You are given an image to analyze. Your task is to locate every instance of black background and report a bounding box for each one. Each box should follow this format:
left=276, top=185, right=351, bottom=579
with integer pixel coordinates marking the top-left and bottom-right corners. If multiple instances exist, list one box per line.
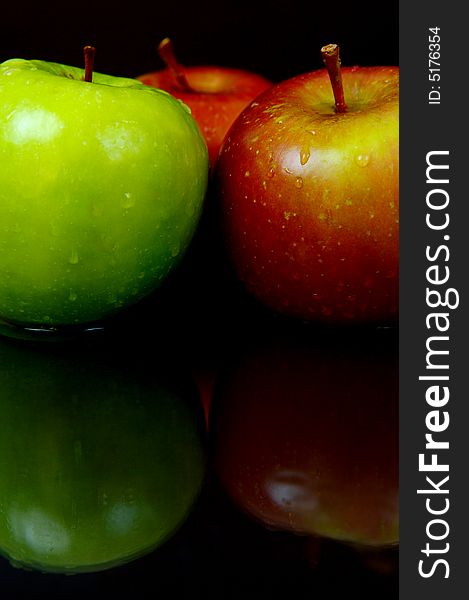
left=0, top=0, right=398, bottom=82
left=0, top=1, right=399, bottom=598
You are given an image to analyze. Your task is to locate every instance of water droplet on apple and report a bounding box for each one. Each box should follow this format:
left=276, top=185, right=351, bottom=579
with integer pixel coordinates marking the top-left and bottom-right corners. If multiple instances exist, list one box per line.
left=295, top=177, right=303, bottom=189
left=121, top=192, right=135, bottom=209
left=267, top=167, right=276, bottom=178
left=68, top=249, right=79, bottom=265
left=300, top=147, right=310, bottom=166
left=171, top=243, right=180, bottom=258
left=68, top=291, right=78, bottom=302
left=355, top=154, right=370, bottom=167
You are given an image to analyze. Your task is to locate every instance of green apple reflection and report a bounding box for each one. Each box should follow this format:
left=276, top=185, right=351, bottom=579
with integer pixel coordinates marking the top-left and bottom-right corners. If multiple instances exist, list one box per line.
left=0, top=338, right=206, bottom=573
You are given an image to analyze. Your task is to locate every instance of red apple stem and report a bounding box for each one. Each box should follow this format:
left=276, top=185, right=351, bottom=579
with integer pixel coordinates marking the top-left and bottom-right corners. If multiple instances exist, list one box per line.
left=321, top=44, right=347, bottom=113
left=157, top=37, right=195, bottom=93
left=83, top=45, right=96, bottom=83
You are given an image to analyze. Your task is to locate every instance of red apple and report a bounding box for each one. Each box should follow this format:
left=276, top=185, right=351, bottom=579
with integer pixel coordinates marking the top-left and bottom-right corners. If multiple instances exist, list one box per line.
left=210, top=330, right=398, bottom=547
left=137, top=38, right=272, bottom=169
left=216, top=44, right=399, bottom=323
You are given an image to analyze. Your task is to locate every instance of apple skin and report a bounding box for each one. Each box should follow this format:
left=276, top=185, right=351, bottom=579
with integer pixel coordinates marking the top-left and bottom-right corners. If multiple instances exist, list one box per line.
left=0, top=338, right=206, bottom=573
left=210, top=331, right=398, bottom=547
left=216, top=66, right=399, bottom=323
left=0, top=58, right=209, bottom=329
left=137, top=65, right=271, bottom=168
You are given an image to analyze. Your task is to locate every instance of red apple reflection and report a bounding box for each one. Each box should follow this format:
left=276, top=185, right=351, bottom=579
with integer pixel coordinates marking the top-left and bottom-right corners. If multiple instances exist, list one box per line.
left=210, top=330, right=398, bottom=547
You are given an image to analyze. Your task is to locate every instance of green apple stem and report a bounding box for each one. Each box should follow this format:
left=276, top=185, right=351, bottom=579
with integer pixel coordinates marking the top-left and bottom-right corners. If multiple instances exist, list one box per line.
left=157, top=38, right=196, bottom=93
left=83, top=45, right=96, bottom=83
left=321, top=44, right=347, bottom=113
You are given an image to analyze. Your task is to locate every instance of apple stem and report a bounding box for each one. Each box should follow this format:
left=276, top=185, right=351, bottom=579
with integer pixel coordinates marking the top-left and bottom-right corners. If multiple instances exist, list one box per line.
left=157, top=38, right=195, bottom=93
left=321, top=44, right=347, bottom=113
left=83, top=45, right=96, bottom=83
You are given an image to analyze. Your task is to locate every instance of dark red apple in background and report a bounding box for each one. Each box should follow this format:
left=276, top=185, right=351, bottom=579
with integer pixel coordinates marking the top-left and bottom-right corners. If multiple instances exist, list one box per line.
left=216, top=44, right=399, bottom=322
left=210, top=330, right=398, bottom=547
left=137, top=38, right=272, bottom=169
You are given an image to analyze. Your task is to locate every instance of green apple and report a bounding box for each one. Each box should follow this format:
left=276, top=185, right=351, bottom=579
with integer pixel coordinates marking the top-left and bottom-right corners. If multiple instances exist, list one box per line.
left=0, top=338, right=206, bottom=573
left=0, top=56, right=209, bottom=329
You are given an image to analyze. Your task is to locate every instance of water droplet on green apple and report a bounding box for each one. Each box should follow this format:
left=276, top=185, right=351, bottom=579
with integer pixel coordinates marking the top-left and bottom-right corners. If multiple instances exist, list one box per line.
left=171, top=243, right=180, bottom=258
left=355, top=154, right=370, bottom=167
left=121, top=192, right=135, bottom=209
left=68, top=249, right=79, bottom=265
left=68, top=291, right=78, bottom=302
